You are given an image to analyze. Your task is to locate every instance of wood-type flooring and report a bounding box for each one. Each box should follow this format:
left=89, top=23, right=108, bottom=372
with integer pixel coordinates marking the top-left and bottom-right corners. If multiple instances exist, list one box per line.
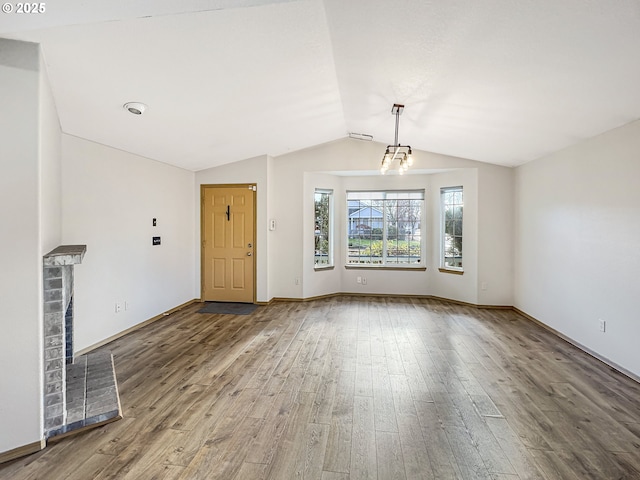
left=2, top=296, right=639, bottom=479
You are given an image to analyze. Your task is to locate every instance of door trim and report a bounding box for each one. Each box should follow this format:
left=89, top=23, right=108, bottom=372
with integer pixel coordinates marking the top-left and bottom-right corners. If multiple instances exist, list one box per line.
left=200, top=183, right=257, bottom=303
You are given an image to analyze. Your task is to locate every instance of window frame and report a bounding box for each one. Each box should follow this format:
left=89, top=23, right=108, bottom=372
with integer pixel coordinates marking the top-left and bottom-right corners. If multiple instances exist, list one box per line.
left=346, top=189, right=425, bottom=269
left=439, top=186, right=464, bottom=274
left=314, top=188, right=334, bottom=270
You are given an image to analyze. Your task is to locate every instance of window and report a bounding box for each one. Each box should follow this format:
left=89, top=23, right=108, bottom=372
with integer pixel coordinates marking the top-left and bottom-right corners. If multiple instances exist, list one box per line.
left=314, top=189, right=333, bottom=268
left=441, top=186, right=463, bottom=271
left=347, top=190, right=424, bottom=267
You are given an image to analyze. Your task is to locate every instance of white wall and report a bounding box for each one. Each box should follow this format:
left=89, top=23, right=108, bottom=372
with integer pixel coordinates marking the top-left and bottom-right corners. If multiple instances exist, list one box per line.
left=514, top=119, right=640, bottom=378
left=266, top=155, right=275, bottom=301
left=62, top=135, right=195, bottom=351
left=428, top=169, right=479, bottom=305
left=270, top=138, right=513, bottom=303
left=270, top=151, right=305, bottom=298
left=195, top=155, right=270, bottom=302
left=478, top=165, right=513, bottom=306
left=0, top=39, right=46, bottom=454
left=193, top=134, right=511, bottom=306
left=39, top=53, right=62, bottom=254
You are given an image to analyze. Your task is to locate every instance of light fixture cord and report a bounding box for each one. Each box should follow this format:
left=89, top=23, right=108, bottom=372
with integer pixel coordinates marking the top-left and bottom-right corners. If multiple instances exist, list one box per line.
left=394, top=108, right=400, bottom=149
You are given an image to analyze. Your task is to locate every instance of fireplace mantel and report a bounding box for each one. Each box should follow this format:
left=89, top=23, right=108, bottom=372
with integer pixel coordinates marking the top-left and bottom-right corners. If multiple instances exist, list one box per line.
left=43, top=245, right=86, bottom=266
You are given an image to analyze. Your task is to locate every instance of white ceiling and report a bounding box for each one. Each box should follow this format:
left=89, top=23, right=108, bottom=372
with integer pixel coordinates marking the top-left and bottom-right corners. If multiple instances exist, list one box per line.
left=2, top=0, right=640, bottom=171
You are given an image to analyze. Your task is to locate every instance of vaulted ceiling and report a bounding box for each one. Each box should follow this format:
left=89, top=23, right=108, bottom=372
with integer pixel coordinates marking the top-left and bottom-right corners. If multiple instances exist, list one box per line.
left=2, top=0, right=640, bottom=171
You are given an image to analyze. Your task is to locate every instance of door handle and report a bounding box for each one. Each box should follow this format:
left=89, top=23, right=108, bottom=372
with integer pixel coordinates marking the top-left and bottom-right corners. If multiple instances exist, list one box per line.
left=247, top=252, right=252, bottom=256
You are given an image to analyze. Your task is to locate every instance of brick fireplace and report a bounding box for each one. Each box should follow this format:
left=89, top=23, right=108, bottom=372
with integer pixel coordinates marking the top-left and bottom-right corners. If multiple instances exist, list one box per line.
left=43, top=245, right=121, bottom=440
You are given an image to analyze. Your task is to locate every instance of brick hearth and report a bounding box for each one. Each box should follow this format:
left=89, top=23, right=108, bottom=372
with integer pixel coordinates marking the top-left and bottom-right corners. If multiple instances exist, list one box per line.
left=43, top=245, right=121, bottom=440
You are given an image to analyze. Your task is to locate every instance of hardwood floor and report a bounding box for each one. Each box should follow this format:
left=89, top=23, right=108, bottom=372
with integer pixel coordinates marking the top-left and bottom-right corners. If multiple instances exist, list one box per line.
left=2, top=296, right=640, bottom=479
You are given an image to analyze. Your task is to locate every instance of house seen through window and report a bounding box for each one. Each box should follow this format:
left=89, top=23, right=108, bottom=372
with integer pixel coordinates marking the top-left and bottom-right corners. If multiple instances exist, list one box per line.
left=347, top=190, right=424, bottom=266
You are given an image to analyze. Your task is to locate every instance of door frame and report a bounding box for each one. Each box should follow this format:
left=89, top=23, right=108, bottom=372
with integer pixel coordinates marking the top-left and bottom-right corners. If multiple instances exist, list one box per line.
left=200, top=183, right=257, bottom=303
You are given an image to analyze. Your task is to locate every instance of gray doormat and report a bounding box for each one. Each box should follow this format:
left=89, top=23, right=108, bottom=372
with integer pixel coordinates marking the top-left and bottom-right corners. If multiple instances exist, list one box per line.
left=198, top=302, right=259, bottom=315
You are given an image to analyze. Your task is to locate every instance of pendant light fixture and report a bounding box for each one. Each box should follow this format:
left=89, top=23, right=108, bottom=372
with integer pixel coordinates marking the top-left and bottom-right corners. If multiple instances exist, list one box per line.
left=380, top=104, right=413, bottom=175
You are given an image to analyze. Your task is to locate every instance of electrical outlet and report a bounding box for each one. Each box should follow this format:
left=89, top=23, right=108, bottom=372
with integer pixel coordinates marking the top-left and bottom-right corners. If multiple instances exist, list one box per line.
left=362, top=277, right=367, bottom=285
left=481, top=281, right=487, bottom=291
left=599, top=319, right=606, bottom=332
left=356, top=276, right=362, bottom=284
left=115, top=302, right=122, bottom=313
left=125, top=301, right=129, bottom=311
left=294, top=277, right=300, bottom=285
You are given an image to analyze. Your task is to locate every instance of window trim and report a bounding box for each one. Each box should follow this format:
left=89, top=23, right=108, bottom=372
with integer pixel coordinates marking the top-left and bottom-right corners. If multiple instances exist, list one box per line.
left=438, top=267, right=464, bottom=275
left=346, top=189, right=425, bottom=269
left=440, top=186, right=464, bottom=273
left=346, top=265, right=427, bottom=271
left=314, top=188, right=334, bottom=270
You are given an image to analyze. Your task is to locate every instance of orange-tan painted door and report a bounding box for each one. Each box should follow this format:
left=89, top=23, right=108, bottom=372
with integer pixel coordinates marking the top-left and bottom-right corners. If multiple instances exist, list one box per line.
left=202, top=185, right=255, bottom=302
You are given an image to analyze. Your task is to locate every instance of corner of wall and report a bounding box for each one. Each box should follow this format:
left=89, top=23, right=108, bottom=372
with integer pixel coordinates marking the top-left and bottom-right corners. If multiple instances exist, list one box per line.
left=0, top=37, right=48, bottom=454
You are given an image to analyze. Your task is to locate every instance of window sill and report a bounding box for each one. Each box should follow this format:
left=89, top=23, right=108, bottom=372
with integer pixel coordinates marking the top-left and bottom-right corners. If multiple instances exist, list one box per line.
left=438, top=267, right=464, bottom=275
left=345, top=265, right=427, bottom=271
left=314, top=265, right=335, bottom=271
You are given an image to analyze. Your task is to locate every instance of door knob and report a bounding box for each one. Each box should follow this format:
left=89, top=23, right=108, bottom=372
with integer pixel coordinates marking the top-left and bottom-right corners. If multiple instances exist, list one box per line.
left=247, top=252, right=252, bottom=256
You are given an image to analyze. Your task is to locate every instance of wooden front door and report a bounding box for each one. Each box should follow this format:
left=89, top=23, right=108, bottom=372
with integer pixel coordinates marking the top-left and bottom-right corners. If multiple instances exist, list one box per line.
left=201, top=185, right=255, bottom=303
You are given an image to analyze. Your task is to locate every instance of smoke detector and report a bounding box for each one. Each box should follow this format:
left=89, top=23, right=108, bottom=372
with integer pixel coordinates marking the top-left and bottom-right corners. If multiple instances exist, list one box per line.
left=123, top=102, right=147, bottom=115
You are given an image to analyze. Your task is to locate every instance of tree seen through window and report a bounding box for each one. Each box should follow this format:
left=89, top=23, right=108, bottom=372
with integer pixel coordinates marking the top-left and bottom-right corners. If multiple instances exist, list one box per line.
left=314, top=189, right=333, bottom=267
left=441, top=187, right=463, bottom=269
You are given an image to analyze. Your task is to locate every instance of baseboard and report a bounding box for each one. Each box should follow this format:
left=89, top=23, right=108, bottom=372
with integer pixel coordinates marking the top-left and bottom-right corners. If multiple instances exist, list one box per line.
left=513, top=307, right=640, bottom=384
left=47, top=413, right=123, bottom=444
left=271, top=292, right=432, bottom=303
left=477, top=304, right=513, bottom=310
left=0, top=438, right=45, bottom=464
left=75, top=298, right=199, bottom=356
left=269, top=292, right=510, bottom=309
left=270, top=293, right=347, bottom=303
left=426, top=294, right=512, bottom=309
